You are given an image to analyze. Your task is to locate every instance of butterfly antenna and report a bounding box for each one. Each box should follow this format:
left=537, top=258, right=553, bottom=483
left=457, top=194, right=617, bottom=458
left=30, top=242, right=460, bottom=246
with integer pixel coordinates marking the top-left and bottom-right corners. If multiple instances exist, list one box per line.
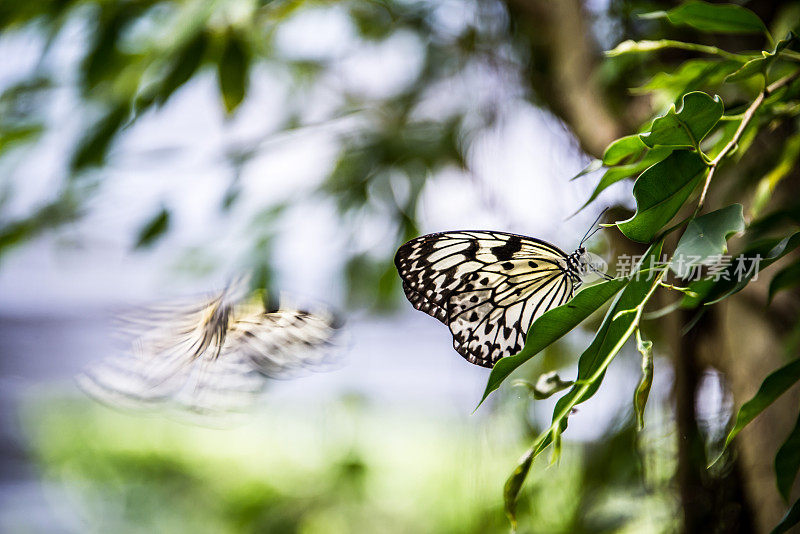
left=579, top=208, right=609, bottom=247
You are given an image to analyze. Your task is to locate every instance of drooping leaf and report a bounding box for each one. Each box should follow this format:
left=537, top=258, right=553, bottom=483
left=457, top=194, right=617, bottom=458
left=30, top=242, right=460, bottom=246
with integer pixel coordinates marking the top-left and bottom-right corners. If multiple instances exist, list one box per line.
left=715, top=357, right=800, bottom=464
left=217, top=29, right=250, bottom=114
left=772, top=496, right=800, bottom=534
left=135, top=207, right=170, bottom=249
left=648, top=1, right=768, bottom=36
left=616, top=151, right=708, bottom=243
left=671, top=204, right=745, bottom=278
left=769, top=260, right=800, bottom=304
left=640, top=91, right=723, bottom=149
left=477, top=278, right=628, bottom=409
left=775, top=408, right=800, bottom=502
left=504, top=448, right=534, bottom=531
left=603, top=135, right=646, bottom=166
left=504, top=242, right=664, bottom=526
left=633, top=331, right=654, bottom=431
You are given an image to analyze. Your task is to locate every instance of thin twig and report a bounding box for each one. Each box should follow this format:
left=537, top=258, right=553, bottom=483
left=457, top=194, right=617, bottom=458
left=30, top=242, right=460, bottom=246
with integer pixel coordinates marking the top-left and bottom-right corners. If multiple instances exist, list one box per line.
left=693, top=69, right=800, bottom=217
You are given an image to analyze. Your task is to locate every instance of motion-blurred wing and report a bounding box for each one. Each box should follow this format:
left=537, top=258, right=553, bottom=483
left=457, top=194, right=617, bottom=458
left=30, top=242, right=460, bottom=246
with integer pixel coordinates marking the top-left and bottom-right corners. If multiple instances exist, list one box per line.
left=78, top=290, right=342, bottom=419
left=224, top=302, right=342, bottom=378
left=395, top=231, right=576, bottom=368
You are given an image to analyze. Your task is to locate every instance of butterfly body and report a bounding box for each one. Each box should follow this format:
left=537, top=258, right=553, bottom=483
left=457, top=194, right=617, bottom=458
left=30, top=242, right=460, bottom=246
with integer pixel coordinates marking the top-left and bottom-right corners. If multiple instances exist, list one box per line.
left=395, top=231, right=595, bottom=368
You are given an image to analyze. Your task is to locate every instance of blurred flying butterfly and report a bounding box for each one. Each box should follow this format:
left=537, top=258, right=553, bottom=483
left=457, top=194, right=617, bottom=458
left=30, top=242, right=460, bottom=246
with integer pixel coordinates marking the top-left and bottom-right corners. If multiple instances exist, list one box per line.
left=77, top=278, right=342, bottom=418
left=394, top=212, right=610, bottom=368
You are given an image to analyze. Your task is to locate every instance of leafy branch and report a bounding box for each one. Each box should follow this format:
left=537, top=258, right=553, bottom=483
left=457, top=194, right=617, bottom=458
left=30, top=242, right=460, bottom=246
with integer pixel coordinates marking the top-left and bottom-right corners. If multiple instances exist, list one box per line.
left=695, top=70, right=800, bottom=215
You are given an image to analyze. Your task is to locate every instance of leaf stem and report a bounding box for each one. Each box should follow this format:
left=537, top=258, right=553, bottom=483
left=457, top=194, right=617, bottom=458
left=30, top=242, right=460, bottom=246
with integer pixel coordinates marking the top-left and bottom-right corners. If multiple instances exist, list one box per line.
left=693, top=69, right=800, bottom=217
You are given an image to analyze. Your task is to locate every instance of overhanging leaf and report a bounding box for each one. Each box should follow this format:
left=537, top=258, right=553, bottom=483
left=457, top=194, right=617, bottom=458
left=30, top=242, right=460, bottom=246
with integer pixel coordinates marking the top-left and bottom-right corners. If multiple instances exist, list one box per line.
left=650, top=1, right=768, bottom=36
left=714, top=357, right=800, bottom=465
left=775, top=408, right=800, bottom=502
left=640, top=91, right=723, bottom=149
left=477, top=277, right=628, bottom=409
left=616, top=151, right=708, bottom=243
left=671, top=204, right=745, bottom=278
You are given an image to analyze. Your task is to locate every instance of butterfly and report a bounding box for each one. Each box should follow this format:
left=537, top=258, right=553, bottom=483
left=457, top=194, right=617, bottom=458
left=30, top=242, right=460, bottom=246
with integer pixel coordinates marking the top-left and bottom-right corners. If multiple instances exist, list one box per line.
left=394, top=215, right=609, bottom=368
left=77, top=279, right=342, bottom=418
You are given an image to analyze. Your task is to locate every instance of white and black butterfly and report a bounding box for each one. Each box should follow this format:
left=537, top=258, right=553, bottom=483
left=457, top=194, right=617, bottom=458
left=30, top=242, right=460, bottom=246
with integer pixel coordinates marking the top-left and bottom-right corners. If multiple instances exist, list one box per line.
left=78, top=279, right=342, bottom=418
left=394, top=218, right=609, bottom=368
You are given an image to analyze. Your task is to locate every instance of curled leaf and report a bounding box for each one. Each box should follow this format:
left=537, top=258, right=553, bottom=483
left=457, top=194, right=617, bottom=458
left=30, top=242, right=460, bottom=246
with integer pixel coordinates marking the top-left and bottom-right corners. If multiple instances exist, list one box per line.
left=633, top=330, right=654, bottom=431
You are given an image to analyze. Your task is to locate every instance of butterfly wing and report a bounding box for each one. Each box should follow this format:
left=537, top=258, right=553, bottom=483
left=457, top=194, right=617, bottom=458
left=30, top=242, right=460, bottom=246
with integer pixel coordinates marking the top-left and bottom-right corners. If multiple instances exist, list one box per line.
left=224, top=302, right=342, bottom=378
left=395, top=231, right=577, bottom=368
left=78, top=291, right=341, bottom=419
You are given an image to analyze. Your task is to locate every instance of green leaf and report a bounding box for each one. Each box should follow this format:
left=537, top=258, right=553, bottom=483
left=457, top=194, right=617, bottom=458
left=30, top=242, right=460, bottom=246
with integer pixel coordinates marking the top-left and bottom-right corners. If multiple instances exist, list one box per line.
left=477, top=278, right=628, bottom=409
left=575, top=148, right=674, bottom=215
left=705, top=232, right=800, bottom=305
left=135, top=207, right=170, bottom=248
left=603, top=135, right=646, bottom=165
left=671, top=204, right=745, bottom=278
left=605, top=40, right=671, bottom=56
left=156, top=30, right=209, bottom=106
left=605, top=39, right=741, bottom=59
left=571, top=158, right=602, bottom=181
left=772, top=497, right=800, bottom=534
left=716, top=358, right=800, bottom=463
left=633, top=331, right=654, bottom=431
left=217, top=30, right=250, bottom=114
left=70, top=104, right=129, bottom=171
left=726, top=33, right=796, bottom=82
left=633, top=59, right=742, bottom=100
left=640, top=92, right=723, bottom=149
left=775, top=408, right=800, bottom=502
left=503, top=242, right=664, bottom=527
left=751, top=132, right=800, bottom=218
left=616, top=151, right=708, bottom=243
left=769, top=260, right=800, bottom=304
left=656, top=1, right=768, bottom=36
left=504, top=448, right=534, bottom=531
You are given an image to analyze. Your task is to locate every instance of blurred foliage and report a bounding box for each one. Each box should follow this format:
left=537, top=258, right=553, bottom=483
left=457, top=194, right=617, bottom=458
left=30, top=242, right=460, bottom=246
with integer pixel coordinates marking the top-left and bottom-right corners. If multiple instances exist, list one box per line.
left=20, top=395, right=675, bottom=534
